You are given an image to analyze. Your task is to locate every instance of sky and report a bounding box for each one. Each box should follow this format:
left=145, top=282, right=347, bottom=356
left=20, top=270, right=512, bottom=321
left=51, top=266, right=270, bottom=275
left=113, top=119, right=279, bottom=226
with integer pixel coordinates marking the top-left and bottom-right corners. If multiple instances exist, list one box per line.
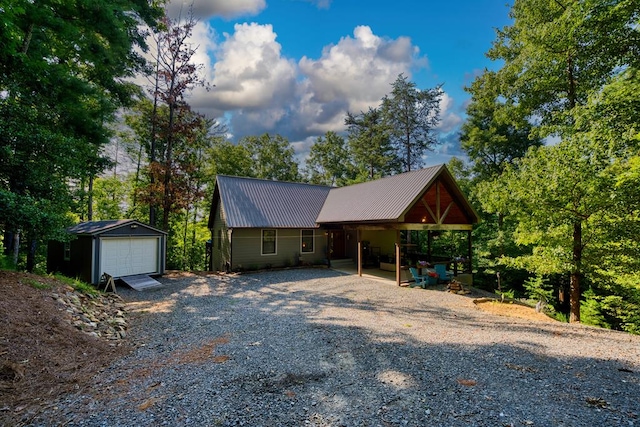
left=164, top=0, right=513, bottom=166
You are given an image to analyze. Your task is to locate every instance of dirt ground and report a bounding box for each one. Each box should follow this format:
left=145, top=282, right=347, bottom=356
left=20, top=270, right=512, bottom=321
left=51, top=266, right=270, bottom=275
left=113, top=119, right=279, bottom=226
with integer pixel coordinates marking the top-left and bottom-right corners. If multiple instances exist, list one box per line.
left=0, top=271, right=129, bottom=426
left=0, top=270, right=554, bottom=425
left=473, top=298, right=557, bottom=323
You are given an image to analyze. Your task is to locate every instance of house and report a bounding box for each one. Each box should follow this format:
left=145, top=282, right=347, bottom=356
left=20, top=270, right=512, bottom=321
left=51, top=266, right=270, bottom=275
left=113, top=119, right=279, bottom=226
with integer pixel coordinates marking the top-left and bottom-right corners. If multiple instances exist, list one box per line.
left=208, top=165, right=479, bottom=285
left=47, top=219, right=167, bottom=285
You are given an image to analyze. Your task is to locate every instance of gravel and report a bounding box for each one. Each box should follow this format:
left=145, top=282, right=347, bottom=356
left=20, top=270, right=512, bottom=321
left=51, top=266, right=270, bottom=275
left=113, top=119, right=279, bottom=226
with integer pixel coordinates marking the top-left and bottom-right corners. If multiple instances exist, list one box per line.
left=32, top=268, right=640, bottom=426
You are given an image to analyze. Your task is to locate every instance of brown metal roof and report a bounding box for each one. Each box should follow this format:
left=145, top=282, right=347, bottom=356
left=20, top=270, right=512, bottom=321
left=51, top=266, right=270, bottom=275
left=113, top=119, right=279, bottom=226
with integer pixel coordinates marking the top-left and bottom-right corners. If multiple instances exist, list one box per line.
left=317, top=165, right=458, bottom=223
left=216, top=175, right=331, bottom=228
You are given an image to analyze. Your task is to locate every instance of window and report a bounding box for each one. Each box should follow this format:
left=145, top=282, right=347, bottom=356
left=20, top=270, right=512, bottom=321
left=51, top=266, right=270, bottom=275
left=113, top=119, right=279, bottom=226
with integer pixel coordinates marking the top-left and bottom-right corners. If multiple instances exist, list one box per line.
left=261, top=229, right=277, bottom=255
left=301, top=230, right=314, bottom=253
left=63, top=242, right=71, bottom=261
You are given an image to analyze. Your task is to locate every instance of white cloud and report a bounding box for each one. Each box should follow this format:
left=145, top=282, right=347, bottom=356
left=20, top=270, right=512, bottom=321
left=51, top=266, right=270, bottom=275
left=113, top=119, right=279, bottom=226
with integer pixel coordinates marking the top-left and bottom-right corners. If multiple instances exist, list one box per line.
left=209, top=23, right=297, bottom=110
left=437, top=92, right=463, bottom=133
left=183, top=23, right=432, bottom=149
left=166, top=0, right=266, bottom=20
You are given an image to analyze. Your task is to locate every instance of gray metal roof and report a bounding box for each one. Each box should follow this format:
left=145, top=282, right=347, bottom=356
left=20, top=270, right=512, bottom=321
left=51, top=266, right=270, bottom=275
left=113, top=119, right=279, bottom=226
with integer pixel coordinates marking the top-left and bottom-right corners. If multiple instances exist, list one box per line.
left=67, top=220, right=166, bottom=235
left=216, top=175, right=332, bottom=228
left=316, top=165, right=444, bottom=223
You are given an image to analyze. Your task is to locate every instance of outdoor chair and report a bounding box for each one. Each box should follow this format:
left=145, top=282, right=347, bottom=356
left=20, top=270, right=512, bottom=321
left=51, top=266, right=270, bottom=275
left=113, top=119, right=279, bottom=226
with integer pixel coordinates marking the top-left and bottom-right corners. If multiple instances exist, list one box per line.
left=434, top=264, right=454, bottom=283
left=409, top=267, right=428, bottom=288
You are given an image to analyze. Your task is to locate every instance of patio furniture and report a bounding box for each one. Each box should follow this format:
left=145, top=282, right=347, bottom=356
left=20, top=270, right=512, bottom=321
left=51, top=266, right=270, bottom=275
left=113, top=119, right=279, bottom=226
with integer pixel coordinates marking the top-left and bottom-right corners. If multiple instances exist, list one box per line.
left=434, top=264, right=454, bottom=283
left=409, top=268, right=428, bottom=288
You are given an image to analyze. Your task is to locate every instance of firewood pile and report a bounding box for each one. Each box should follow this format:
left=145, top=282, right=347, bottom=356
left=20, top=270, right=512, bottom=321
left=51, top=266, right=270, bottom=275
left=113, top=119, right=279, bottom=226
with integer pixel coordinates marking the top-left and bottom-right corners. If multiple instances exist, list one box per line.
left=447, top=279, right=469, bottom=294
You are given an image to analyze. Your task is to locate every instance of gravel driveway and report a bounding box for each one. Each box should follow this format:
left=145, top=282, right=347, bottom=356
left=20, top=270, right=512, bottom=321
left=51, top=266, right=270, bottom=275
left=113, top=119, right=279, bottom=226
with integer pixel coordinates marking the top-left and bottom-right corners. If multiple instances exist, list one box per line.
left=36, top=268, right=639, bottom=426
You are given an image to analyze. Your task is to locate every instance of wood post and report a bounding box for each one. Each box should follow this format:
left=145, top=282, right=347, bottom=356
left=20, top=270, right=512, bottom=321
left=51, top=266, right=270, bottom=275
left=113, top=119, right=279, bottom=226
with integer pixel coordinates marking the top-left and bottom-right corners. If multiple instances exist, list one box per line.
left=357, top=229, right=362, bottom=277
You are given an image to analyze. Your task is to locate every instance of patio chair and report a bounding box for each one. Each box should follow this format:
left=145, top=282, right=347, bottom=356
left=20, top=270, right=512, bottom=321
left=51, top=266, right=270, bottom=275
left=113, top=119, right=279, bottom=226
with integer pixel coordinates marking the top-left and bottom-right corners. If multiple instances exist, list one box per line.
left=434, top=264, right=454, bottom=283
left=409, top=267, right=429, bottom=289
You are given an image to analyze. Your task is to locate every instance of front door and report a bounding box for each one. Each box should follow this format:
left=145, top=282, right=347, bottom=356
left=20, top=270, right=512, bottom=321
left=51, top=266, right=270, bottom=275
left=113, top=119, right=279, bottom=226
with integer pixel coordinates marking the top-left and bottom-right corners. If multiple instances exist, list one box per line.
left=330, top=230, right=346, bottom=259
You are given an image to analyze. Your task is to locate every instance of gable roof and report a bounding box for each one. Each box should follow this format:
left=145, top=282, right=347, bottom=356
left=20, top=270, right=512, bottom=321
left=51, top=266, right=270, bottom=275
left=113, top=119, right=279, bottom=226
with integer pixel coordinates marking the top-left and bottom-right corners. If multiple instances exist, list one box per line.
left=317, top=164, right=478, bottom=224
left=213, top=175, right=332, bottom=228
left=67, top=220, right=166, bottom=235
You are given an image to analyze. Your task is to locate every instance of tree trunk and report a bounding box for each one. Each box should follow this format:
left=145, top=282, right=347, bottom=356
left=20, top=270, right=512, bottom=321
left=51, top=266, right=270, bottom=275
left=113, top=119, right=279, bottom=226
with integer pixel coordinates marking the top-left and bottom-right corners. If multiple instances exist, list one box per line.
left=26, top=237, right=36, bottom=273
left=569, top=221, right=582, bottom=323
left=87, top=174, right=94, bottom=221
left=12, top=231, right=20, bottom=266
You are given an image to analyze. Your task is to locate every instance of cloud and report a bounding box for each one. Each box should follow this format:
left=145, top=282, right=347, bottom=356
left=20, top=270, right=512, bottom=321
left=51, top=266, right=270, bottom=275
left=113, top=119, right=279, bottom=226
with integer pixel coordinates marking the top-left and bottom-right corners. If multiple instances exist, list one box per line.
left=437, top=92, right=463, bottom=133
left=209, top=23, right=297, bottom=110
left=301, top=0, right=332, bottom=9
left=180, top=22, right=439, bottom=160
left=166, top=0, right=266, bottom=20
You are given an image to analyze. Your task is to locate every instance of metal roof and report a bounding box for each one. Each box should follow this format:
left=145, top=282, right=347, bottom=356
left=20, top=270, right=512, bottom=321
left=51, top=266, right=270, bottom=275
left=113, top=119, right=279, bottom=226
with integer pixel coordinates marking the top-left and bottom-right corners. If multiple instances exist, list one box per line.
left=67, top=220, right=166, bottom=235
left=216, top=175, right=332, bottom=228
left=316, top=165, right=444, bottom=223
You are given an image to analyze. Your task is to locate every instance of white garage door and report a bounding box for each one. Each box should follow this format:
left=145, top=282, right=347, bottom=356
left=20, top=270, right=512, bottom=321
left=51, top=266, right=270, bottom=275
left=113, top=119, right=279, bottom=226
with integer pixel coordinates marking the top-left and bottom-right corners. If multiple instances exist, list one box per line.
left=100, top=237, right=159, bottom=278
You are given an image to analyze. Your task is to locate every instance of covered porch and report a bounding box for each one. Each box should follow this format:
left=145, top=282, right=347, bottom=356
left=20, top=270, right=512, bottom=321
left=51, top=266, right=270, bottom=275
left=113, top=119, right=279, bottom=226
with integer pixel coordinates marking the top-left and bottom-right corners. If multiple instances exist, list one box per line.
left=317, top=165, right=479, bottom=287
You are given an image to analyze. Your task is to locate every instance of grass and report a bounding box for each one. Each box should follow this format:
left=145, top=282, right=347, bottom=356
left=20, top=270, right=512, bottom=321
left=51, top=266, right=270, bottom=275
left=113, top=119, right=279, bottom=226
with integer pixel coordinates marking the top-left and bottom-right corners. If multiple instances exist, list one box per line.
left=49, top=273, right=100, bottom=296
left=24, top=278, right=51, bottom=290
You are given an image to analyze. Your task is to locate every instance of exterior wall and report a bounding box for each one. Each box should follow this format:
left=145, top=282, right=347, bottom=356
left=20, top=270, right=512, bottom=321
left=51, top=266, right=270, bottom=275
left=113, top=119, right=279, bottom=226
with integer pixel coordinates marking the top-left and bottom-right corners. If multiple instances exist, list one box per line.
left=46, top=236, right=94, bottom=284
left=360, top=229, right=397, bottom=261
left=230, top=228, right=327, bottom=271
left=210, top=201, right=231, bottom=271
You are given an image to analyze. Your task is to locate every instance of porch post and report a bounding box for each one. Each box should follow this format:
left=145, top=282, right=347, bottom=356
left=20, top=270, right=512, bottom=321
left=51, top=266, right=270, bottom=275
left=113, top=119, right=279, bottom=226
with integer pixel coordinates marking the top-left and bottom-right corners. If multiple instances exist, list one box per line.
left=327, top=230, right=332, bottom=267
left=427, top=231, right=432, bottom=262
left=357, top=229, right=362, bottom=277
left=467, top=230, right=473, bottom=274
left=395, top=229, right=401, bottom=286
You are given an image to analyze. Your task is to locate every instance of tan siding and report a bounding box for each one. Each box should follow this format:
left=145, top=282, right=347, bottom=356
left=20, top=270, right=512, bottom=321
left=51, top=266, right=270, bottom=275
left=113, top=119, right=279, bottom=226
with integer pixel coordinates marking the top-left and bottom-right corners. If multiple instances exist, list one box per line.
left=231, top=228, right=327, bottom=271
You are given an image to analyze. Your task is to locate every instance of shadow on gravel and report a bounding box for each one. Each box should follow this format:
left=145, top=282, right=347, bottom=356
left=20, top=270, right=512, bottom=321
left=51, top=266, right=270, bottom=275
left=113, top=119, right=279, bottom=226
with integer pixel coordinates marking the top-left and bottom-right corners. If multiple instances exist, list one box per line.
left=32, top=268, right=640, bottom=427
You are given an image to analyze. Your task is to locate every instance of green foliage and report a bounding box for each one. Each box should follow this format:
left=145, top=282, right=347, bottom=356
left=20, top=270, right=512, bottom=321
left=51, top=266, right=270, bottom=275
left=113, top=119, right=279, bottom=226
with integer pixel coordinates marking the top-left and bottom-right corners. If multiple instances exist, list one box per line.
left=92, top=176, right=129, bottom=220
left=523, top=275, right=553, bottom=303
left=51, top=273, right=100, bottom=297
left=580, top=289, right=611, bottom=330
left=24, top=278, right=51, bottom=290
left=241, top=134, right=300, bottom=181
left=345, top=107, right=400, bottom=180
left=381, top=74, right=443, bottom=172
left=0, top=0, right=161, bottom=271
left=465, top=0, right=640, bottom=326
left=305, top=132, right=354, bottom=186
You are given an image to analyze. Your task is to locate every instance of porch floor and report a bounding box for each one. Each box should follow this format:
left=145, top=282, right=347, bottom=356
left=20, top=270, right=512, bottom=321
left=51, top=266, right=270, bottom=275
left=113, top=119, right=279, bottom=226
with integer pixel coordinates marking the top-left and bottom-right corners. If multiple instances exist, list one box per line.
left=330, top=263, right=409, bottom=286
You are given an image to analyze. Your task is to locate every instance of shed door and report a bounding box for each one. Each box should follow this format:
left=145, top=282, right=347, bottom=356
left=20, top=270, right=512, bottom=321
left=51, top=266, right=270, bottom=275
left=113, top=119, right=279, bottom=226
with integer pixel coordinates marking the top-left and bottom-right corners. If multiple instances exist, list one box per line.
left=100, top=237, right=159, bottom=278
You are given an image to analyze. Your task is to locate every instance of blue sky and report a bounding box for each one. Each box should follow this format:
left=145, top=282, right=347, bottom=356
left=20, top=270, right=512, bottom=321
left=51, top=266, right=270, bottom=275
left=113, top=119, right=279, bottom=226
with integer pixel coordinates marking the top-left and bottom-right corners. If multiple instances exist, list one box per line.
left=166, top=0, right=513, bottom=165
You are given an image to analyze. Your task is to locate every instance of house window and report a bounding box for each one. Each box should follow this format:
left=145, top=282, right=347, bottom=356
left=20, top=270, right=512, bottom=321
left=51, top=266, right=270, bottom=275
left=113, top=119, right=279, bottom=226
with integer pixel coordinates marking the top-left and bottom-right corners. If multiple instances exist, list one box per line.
left=261, top=229, right=277, bottom=255
left=301, top=230, right=314, bottom=253
left=63, top=242, right=71, bottom=261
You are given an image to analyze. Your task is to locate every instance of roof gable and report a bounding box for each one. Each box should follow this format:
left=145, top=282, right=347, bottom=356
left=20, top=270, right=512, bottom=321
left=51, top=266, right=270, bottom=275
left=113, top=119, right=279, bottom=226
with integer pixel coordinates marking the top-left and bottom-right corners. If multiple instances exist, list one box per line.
left=213, top=175, right=331, bottom=228
left=317, top=165, right=478, bottom=225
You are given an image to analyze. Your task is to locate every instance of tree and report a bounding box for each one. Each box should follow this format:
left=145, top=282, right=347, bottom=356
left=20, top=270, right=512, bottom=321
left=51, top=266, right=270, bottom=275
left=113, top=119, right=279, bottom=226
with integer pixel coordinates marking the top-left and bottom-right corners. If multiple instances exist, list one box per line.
left=305, top=132, right=353, bottom=186
left=241, top=134, right=300, bottom=181
left=345, top=107, right=399, bottom=181
left=381, top=74, right=443, bottom=172
left=149, top=8, right=208, bottom=231
left=481, top=0, right=640, bottom=322
left=460, top=70, right=542, bottom=181
left=0, top=0, right=160, bottom=270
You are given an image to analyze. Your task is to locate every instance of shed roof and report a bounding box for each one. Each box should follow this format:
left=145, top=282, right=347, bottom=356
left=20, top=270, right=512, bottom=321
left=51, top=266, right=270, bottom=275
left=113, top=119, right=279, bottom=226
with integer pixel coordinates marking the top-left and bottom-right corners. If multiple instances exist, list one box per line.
left=67, top=219, right=166, bottom=235
left=317, top=164, right=477, bottom=224
left=214, top=175, right=332, bottom=228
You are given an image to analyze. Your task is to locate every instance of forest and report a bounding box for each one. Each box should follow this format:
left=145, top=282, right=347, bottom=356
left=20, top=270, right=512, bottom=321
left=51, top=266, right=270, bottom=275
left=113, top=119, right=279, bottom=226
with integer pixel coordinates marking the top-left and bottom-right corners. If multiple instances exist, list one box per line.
left=1, top=0, right=639, bottom=333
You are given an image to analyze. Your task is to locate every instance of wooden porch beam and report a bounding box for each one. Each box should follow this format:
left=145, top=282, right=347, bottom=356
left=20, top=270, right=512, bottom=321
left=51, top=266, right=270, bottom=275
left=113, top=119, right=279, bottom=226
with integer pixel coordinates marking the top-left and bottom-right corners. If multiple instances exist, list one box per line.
left=439, top=202, right=454, bottom=224
left=421, top=199, right=438, bottom=223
